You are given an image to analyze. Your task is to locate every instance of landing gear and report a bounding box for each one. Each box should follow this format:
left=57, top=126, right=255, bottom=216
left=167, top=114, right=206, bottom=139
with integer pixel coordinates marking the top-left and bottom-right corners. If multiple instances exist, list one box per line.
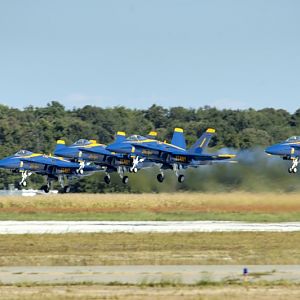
left=178, top=174, right=185, bottom=183
left=289, top=158, right=299, bottom=174
left=76, top=161, right=85, bottom=175
left=41, top=184, right=50, bottom=193
left=157, top=173, right=164, bottom=183
left=63, top=186, right=71, bottom=193
left=173, top=164, right=185, bottom=183
left=18, top=171, right=32, bottom=188
left=104, top=174, right=111, bottom=184
left=117, top=166, right=130, bottom=184
left=122, top=176, right=129, bottom=185
left=130, top=156, right=145, bottom=173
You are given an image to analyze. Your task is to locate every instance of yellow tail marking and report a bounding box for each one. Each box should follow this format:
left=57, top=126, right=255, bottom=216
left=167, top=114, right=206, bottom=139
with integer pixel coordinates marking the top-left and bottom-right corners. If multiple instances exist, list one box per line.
left=206, top=128, right=215, bottom=133
left=149, top=131, right=157, bottom=136
left=200, top=138, right=207, bottom=148
left=174, top=128, right=183, bottom=133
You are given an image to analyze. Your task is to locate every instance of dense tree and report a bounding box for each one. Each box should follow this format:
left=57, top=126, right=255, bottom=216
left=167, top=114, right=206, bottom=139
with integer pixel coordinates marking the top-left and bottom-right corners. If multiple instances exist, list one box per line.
left=0, top=102, right=298, bottom=192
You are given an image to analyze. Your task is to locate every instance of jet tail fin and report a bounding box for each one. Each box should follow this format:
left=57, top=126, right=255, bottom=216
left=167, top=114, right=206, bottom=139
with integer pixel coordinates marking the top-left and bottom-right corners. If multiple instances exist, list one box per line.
left=55, top=140, right=66, bottom=153
left=115, top=131, right=126, bottom=143
left=188, top=128, right=215, bottom=153
left=171, top=128, right=186, bottom=149
left=146, top=131, right=158, bottom=139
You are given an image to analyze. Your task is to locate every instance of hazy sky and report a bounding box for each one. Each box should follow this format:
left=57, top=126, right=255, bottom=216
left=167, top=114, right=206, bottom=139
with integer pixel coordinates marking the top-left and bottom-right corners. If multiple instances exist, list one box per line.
left=0, top=0, right=299, bottom=111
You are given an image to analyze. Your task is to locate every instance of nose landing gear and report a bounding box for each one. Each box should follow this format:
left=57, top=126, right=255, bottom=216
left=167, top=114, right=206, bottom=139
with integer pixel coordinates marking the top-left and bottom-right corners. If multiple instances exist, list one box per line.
left=289, top=158, right=299, bottom=174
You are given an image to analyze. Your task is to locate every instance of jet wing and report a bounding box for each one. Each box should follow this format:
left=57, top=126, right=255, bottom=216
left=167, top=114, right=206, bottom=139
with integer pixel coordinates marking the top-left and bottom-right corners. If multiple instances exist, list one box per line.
left=169, top=151, right=236, bottom=161
left=78, top=147, right=114, bottom=156
left=133, top=143, right=178, bottom=154
left=20, top=157, right=79, bottom=169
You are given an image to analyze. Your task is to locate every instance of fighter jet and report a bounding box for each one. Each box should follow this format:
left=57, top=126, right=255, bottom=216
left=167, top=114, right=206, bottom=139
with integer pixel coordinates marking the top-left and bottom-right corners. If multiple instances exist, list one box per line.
left=54, top=131, right=157, bottom=185
left=265, top=136, right=300, bottom=173
left=0, top=150, right=99, bottom=192
left=107, top=128, right=236, bottom=183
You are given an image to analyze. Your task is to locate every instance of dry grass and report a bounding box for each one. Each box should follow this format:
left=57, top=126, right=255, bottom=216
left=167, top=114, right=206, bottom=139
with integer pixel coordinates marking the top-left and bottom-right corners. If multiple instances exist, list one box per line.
left=1, top=192, right=300, bottom=221
left=0, top=232, right=300, bottom=266
left=1, top=192, right=300, bottom=212
left=1, top=285, right=300, bottom=300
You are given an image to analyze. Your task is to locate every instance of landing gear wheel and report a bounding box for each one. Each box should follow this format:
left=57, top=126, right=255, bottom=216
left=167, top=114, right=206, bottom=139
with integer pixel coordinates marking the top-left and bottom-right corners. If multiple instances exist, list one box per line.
left=288, top=168, right=293, bottom=173
left=133, top=167, right=138, bottom=173
left=63, top=186, right=71, bottom=193
left=104, top=175, right=111, bottom=184
left=41, top=185, right=50, bottom=193
left=122, top=176, right=129, bottom=184
left=178, top=174, right=185, bottom=183
left=157, top=174, right=164, bottom=183
left=293, top=168, right=298, bottom=173
left=20, top=181, right=27, bottom=187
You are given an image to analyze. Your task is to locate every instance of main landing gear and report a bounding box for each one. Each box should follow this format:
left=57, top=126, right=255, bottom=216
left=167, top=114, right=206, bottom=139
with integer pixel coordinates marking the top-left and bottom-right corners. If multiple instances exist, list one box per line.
left=173, top=164, right=185, bottom=183
left=157, top=173, right=164, bottom=183
left=156, top=170, right=185, bottom=183
left=104, top=167, right=130, bottom=185
left=41, top=181, right=51, bottom=193
left=104, top=173, right=111, bottom=184
left=288, top=158, right=299, bottom=174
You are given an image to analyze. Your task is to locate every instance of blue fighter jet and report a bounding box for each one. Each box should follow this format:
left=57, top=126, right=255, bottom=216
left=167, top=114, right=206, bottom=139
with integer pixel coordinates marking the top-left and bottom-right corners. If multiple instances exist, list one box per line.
left=0, top=150, right=99, bottom=192
left=265, top=136, right=300, bottom=173
left=107, top=128, right=236, bottom=183
left=54, top=131, right=157, bottom=184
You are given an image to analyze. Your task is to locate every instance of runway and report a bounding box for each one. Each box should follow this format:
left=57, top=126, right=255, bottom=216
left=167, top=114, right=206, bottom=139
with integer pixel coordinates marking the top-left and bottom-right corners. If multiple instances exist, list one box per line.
left=1, top=220, right=300, bottom=234
left=1, top=265, right=300, bottom=284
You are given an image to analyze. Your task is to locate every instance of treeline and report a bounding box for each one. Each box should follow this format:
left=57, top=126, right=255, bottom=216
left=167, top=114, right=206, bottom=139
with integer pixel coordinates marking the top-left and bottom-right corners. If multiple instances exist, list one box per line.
left=0, top=101, right=300, bottom=192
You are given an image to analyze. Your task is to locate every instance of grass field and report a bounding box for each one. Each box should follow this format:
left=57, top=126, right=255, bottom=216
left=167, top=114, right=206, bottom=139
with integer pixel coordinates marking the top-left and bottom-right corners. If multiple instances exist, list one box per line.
left=1, top=192, right=300, bottom=221
left=1, top=285, right=300, bottom=300
left=0, top=232, right=300, bottom=265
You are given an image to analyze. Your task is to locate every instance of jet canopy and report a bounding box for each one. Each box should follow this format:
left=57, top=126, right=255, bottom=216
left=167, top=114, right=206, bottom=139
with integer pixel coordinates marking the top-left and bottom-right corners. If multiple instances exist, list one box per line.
left=285, top=136, right=300, bottom=143
left=14, top=150, right=33, bottom=156
left=73, top=139, right=92, bottom=146
left=126, top=135, right=148, bottom=142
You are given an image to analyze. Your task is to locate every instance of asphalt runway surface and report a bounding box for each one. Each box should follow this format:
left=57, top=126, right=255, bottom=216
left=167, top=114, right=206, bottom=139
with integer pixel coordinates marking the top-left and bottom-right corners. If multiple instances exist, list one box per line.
left=1, top=221, right=300, bottom=234
left=0, top=265, right=300, bottom=284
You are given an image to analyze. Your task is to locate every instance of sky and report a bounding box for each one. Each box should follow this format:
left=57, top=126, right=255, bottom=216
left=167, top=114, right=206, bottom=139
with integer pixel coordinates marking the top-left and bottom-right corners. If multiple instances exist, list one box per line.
left=0, top=0, right=299, bottom=112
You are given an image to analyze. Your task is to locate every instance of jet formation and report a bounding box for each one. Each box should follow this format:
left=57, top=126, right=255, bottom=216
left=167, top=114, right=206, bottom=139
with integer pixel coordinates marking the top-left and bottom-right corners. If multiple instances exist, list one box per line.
left=0, top=128, right=236, bottom=192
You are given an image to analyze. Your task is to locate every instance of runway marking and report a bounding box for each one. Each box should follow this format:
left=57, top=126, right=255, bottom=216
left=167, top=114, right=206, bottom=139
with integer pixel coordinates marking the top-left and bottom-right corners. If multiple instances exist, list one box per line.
left=1, top=221, right=300, bottom=234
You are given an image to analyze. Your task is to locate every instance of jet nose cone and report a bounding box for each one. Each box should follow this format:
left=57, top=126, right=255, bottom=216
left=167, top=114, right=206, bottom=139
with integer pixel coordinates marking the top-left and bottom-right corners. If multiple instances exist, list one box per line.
left=265, top=145, right=276, bottom=155
left=265, top=144, right=287, bottom=156
left=0, top=158, right=9, bottom=168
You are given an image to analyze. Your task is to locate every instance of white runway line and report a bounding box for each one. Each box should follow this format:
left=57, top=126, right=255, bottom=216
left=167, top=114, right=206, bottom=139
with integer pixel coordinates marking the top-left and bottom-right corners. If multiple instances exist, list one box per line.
left=1, top=221, right=300, bottom=234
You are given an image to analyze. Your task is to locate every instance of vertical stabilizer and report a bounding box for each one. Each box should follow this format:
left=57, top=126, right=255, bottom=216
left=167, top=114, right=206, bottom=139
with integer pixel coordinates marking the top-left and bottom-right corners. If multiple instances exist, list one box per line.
left=55, top=140, right=66, bottom=153
left=146, top=131, right=158, bottom=139
left=115, top=131, right=126, bottom=143
left=188, top=128, right=215, bottom=153
left=171, top=128, right=186, bottom=149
